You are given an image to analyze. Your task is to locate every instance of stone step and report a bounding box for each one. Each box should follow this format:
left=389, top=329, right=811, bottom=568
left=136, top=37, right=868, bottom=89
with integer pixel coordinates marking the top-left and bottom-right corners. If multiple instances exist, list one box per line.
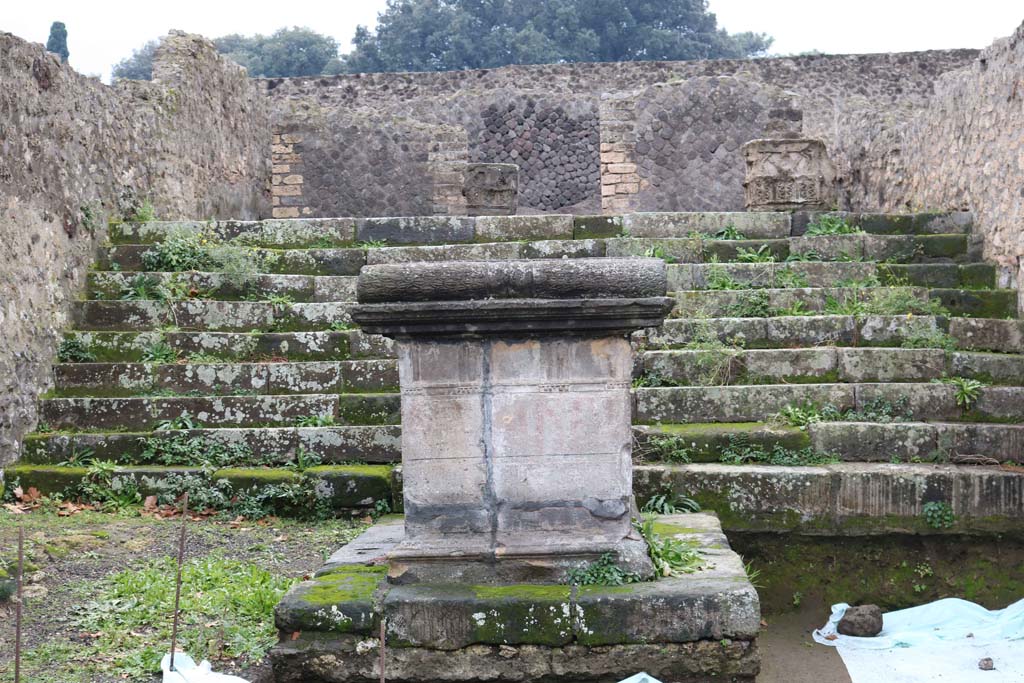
left=634, top=462, right=1022, bottom=535
left=87, top=271, right=357, bottom=302
left=37, top=393, right=400, bottom=431
left=97, top=245, right=368, bottom=276
left=61, top=330, right=359, bottom=362
left=641, top=348, right=1024, bottom=385
left=3, top=463, right=395, bottom=513
left=609, top=233, right=969, bottom=263
left=666, top=262, right=995, bottom=291
left=632, top=423, right=810, bottom=463
left=670, top=287, right=1017, bottom=319
left=795, top=211, right=973, bottom=236
left=808, top=421, right=1024, bottom=464
left=880, top=263, right=995, bottom=289
left=644, top=315, right=1021, bottom=353
left=21, top=425, right=401, bottom=465
left=71, top=300, right=354, bottom=332
left=633, top=382, right=1024, bottom=424
left=633, top=421, right=1024, bottom=465
left=51, top=359, right=397, bottom=397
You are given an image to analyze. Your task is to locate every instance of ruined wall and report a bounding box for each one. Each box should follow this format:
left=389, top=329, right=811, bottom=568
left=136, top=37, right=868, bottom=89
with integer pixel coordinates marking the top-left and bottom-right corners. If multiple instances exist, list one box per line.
left=850, top=21, right=1024, bottom=279
left=262, top=49, right=975, bottom=217
left=0, top=30, right=271, bottom=464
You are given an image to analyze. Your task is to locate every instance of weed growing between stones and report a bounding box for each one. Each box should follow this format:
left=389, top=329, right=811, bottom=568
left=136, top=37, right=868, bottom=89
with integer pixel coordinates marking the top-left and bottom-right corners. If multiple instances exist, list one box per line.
left=736, top=245, right=776, bottom=263
left=635, top=515, right=703, bottom=577
left=57, top=337, right=96, bottom=363
left=140, top=228, right=268, bottom=290
left=141, top=337, right=179, bottom=363
left=641, top=492, right=700, bottom=514
left=682, top=320, right=743, bottom=385
left=785, top=250, right=820, bottom=262
left=727, top=290, right=773, bottom=317
left=128, top=199, right=157, bottom=222
left=295, top=414, right=336, bottom=427
left=70, top=556, right=293, bottom=680
left=77, top=460, right=142, bottom=512
left=776, top=397, right=911, bottom=429
left=774, top=266, right=810, bottom=288
left=137, top=433, right=258, bottom=467
left=642, top=245, right=678, bottom=263
left=774, top=300, right=813, bottom=316
left=901, top=320, right=958, bottom=351
left=824, top=288, right=949, bottom=317
left=566, top=553, right=640, bottom=585
left=641, top=435, right=693, bottom=463
left=714, top=224, right=746, bottom=240
left=805, top=215, right=863, bottom=236
left=718, top=433, right=837, bottom=466
left=922, top=501, right=955, bottom=529
left=631, top=370, right=679, bottom=388
left=933, top=376, right=986, bottom=409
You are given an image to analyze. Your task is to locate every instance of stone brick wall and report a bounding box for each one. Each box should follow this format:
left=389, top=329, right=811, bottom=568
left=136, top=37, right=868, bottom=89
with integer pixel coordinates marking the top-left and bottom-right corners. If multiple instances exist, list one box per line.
left=262, top=49, right=975, bottom=217
left=0, top=30, right=270, bottom=464
left=851, top=21, right=1024, bottom=280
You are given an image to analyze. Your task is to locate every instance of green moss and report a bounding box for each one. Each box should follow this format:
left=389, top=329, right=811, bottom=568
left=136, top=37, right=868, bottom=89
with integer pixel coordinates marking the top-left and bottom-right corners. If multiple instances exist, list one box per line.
left=472, top=584, right=571, bottom=600
left=214, top=468, right=299, bottom=489
left=303, top=566, right=386, bottom=606
left=337, top=393, right=401, bottom=425
left=917, top=234, right=968, bottom=259
left=735, top=532, right=1024, bottom=615
left=650, top=522, right=701, bottom=536
left=573, top=215, right=623, bottom=239
left=959, top=263, right=996, bottom=289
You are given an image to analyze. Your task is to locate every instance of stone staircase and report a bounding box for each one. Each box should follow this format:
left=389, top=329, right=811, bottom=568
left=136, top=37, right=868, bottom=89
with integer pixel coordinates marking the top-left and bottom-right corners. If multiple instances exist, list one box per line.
left=7, top=211, right=1023, bottom=531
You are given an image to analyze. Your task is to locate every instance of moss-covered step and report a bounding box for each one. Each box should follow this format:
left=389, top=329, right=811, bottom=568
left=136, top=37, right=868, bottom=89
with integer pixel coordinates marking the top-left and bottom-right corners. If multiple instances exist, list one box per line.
left=60, top=330, right=352, bottom=362
left=2, top=464, right=393, bottom=513
left=697, top=233, right=969, bottom=264
left=271, top=512, right=760, bottom=683
left=87, top=271, right=358, bottom=303
left=634, top=382, right=1024, bottom=424
left=645, top=314, right=955, bottom=350
left=364, top=238, right=605, bottom=266
left=807, top=420, right=1024, bottom=464
left=880, top=263, right=996, bottom=289
left=795, top=211, right=972, bottom=236
left=669, top=261, right=877, bottom=291
left=109, top=218, right=359, bottom=248
left=670, top=286, right=1011, bottom=319
left=51, top=359, right=396, bottom=397
left=72, top=300, right=355, bottom=333
left=644, top=346, right=943, bottom=385
left=622, top=211, right=791, bottom=239
left=96, top=245, right=369, bottom=276
left=634, top=462, right=1024, bottom=536
left=38, top=394, right=340, bottom=431
left=21, top=424, right=402, bottom=466
left=632, top=423, right=809, bottom=463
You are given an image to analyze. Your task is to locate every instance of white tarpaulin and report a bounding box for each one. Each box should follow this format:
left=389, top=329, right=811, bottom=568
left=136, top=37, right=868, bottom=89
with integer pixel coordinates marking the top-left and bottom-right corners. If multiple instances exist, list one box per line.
left=161, top=653, right=249, bottom=683
left=813, top=598, right=1024, bottom=682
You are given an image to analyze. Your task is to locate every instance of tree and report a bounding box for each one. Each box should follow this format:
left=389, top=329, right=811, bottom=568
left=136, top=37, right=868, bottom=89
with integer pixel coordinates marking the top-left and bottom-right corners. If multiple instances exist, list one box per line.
left=112, top=40, right=159, bottom=80
left=112, top=27, right=340, bottom=80
left=344, top=0, right=773, bottom=73
left=46, top=21, right=69, bottom=63
left=215, top=27, right=340, bottom=78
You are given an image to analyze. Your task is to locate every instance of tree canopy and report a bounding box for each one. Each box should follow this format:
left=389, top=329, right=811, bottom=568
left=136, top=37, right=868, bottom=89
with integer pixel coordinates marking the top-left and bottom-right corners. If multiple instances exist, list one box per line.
left=112, top=27, right=341, bottom=81
left=343, top=0, right=773, bottom=73
left=46, top=21, right=69, bottom=63
left=111, top=2, right=772, bottom=80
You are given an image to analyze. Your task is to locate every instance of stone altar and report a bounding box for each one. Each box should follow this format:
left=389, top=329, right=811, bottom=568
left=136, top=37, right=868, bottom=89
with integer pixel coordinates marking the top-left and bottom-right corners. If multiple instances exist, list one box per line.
left=352, top=258, right=673, bottom=583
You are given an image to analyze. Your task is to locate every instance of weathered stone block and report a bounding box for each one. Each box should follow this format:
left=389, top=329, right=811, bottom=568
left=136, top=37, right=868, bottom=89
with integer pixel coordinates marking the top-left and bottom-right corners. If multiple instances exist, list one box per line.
left=742, top=138, right=837, bottom=211
left=461, top=163, right=518, bottom=216
left=474, top=214, right=573, bottom=241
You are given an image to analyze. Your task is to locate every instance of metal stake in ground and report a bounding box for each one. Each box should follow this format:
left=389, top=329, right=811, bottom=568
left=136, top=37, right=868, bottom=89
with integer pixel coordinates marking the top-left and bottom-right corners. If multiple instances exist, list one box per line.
left=169, top=493, right=190, bottom=672
left=15, top=521, right=23, bottom=683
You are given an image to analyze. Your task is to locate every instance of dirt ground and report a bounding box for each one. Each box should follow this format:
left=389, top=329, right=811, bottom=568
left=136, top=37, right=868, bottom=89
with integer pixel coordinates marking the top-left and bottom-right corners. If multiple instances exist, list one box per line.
left=0, top=508, right=366, bottom=682
left=0, top=509, right=852, bottom=683
left=757, top=607, right=852, bottom=683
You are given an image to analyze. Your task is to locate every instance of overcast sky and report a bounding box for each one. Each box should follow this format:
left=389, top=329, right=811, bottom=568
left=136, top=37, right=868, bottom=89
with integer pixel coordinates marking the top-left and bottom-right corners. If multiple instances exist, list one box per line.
left=3, top=1, right=1022, bottom=81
